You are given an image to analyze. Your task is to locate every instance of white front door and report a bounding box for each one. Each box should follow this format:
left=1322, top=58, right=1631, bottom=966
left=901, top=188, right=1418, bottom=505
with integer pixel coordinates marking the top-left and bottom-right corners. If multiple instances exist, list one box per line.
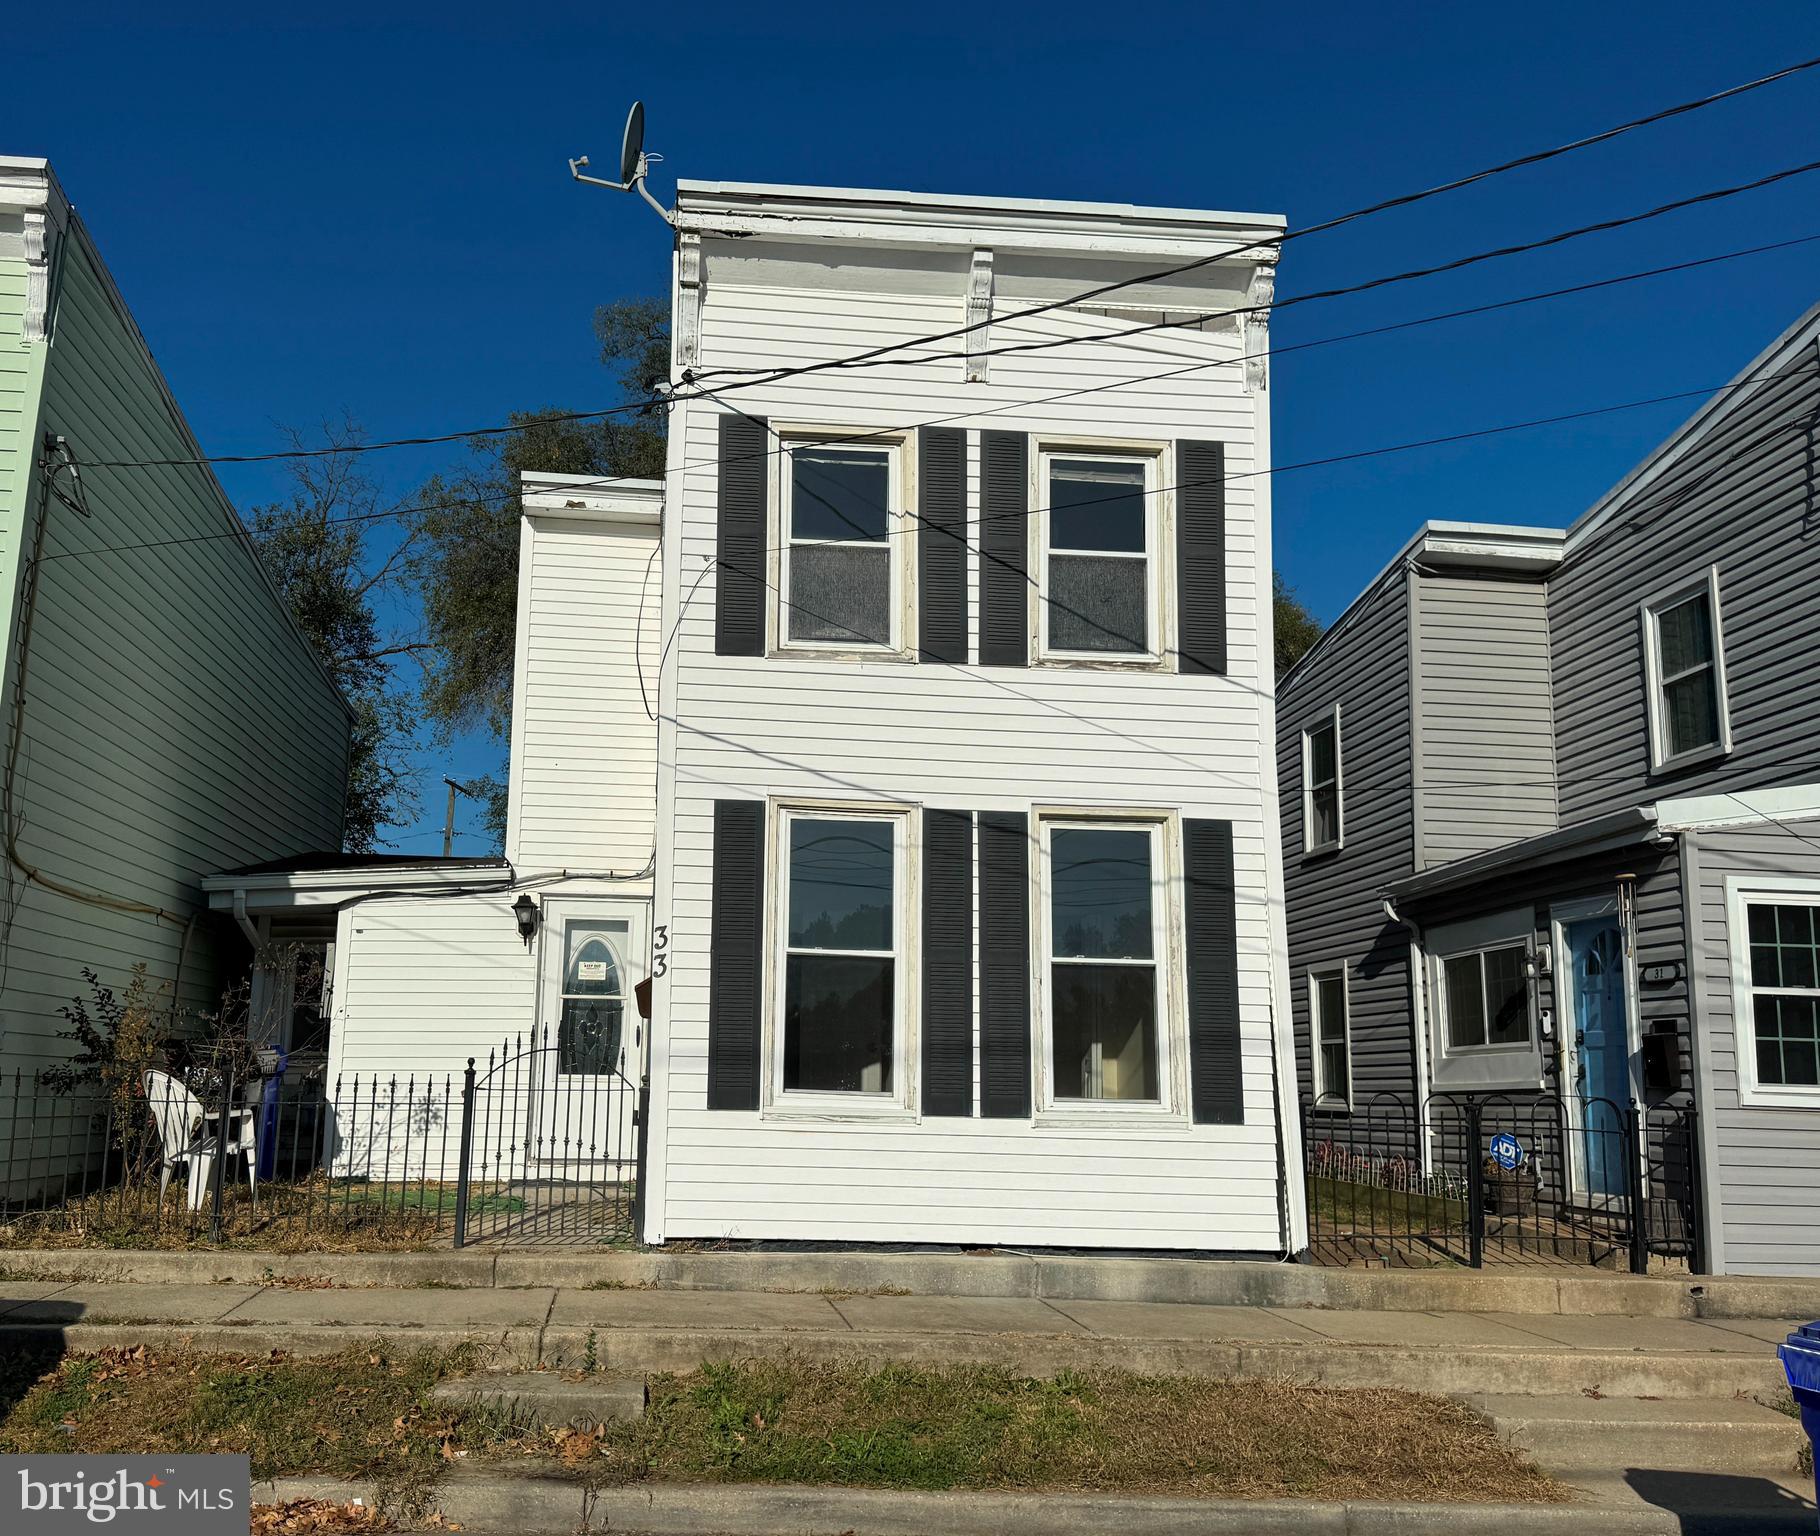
left=535, top=900, right=646, bottom=1179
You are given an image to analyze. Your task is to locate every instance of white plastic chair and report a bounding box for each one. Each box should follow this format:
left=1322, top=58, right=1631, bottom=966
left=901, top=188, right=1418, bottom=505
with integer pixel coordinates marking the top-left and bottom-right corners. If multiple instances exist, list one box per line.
left=143, top=1069, right=257, bottom=1213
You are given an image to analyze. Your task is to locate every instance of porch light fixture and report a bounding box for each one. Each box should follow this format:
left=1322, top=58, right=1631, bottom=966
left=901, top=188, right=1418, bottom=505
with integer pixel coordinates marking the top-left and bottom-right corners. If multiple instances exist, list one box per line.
left=512, top=892, right=539, bottom=944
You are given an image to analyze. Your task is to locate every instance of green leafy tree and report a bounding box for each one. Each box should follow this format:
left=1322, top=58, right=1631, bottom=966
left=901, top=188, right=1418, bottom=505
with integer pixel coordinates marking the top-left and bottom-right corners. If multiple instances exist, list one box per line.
left=1273, top=571, right=1324, bottom=680
left=249, top=426, right=424, bottom=850
left=409, top=300, right=669, bottom=849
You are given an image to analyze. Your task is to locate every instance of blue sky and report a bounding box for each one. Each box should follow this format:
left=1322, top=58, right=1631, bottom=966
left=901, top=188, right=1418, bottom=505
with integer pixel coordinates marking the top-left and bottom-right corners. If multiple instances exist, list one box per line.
left=7, top=3, right=1819, bottom=852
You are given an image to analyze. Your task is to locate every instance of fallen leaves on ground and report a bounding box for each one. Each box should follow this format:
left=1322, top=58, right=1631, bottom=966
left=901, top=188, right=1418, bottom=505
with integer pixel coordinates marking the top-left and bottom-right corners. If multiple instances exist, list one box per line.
left=251, top=1499, right=390, bottom=1534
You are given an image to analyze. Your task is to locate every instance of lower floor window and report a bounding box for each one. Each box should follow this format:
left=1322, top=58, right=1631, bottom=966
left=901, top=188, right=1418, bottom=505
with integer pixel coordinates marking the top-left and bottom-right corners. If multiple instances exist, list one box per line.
left=1746, top=901, right=1820, bottom=1089
left=778, top=810, right=904, bottom=1098
left=1043, top=820, right=1167, bottom=1106
left=1311, top=968, right=1349, bottom=1106
left=1441, top=942, right=1531, bottom=1050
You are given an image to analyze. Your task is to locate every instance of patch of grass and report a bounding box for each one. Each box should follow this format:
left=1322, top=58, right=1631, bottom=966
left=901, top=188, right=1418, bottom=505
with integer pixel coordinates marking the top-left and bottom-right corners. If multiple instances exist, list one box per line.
left=1768, top=1389, right=1814, bottom=1476
left=468, top=1358, right=1565, bottom=1504
left=0, top=1343, right=480, bottom=1511
left=1307, top=1175, right=1466, bottom=1235
left=1, top=1350, right=1568, bottom=1506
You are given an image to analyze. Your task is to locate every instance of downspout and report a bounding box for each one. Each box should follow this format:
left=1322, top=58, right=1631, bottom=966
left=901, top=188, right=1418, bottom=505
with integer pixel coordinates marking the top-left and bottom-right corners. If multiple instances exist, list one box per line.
left=231, top=889, right=260, bottom=948
left=1383, top=895, right=1434, bottom=1168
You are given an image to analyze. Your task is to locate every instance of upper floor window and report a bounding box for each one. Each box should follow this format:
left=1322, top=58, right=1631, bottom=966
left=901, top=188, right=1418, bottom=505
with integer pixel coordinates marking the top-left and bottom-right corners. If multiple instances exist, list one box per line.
left=1302, top=706, right=1342, bottom=855
left=778, top=437, right=907, bottom=655
left=1035, top=448, right=1163, bottom=664
left=1642, top=566, right=1731, bottom=773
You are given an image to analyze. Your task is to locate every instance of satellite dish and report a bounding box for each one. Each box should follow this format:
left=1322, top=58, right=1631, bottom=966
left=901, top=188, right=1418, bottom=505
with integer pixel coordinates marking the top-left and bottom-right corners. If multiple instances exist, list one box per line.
left=619, top=101, right=646, bottom=186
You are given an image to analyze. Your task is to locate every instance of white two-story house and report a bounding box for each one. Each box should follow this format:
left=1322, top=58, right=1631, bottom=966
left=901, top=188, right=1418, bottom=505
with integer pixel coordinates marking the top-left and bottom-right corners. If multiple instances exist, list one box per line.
left=216, top=179, right=1304, bottom=1256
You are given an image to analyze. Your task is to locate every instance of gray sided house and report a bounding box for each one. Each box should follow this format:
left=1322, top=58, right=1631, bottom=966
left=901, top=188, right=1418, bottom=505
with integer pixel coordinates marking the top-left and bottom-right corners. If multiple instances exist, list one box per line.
left=1279, top=299, right=1820, bottom=1276
left=0, top=158, right=351, bottom=1114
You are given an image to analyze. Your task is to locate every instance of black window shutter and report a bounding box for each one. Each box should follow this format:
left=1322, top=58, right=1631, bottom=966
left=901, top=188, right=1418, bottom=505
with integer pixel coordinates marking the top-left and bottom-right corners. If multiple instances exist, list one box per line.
left=978, top=810, right=1031, bottom=1117
left=715, top=413, right=768, bottom=657
left=1175, top=439, right=1227, bottom=675
left=1184, top=817, right=1244, bottom=1124
left=921, top=808, right=974, bottom=1115
left=707, top=799, right=764, bottom=1110
left=918, top=427, right=968, bottom=664
left=979, top=431, right=1028, bottom=667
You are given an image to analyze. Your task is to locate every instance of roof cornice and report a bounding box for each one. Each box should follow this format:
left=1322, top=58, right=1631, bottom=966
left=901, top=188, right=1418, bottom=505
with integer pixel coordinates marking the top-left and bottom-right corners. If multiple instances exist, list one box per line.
left=674, top=179, right=1284, bottom=262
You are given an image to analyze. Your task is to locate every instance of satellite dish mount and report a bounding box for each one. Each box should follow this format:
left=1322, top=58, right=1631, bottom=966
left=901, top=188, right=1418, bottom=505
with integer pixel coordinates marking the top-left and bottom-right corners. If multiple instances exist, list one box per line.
left=569, top=100, right=672, bottom=225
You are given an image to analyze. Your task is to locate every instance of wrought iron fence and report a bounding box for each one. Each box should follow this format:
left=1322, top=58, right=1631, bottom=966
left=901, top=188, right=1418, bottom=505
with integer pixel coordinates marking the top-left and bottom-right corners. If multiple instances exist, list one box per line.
left=0, top=1060, right=464, bottom=1247
left=0, top=1028, right=642, bottom=1250
left=1301, top=1091, right=1701, bottom=1273
left=453, top=1026, right=640, bottom=1247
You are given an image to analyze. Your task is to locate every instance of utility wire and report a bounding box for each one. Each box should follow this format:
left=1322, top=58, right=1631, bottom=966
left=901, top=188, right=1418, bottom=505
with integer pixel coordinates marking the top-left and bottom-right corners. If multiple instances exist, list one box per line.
left=37, top=230, right=1820, bottom=566
left=690, top=53, right=1820, bottom=382
left=77, top=57, right=1820, bottom=475
left=701, top=153, right=1820, bottom=385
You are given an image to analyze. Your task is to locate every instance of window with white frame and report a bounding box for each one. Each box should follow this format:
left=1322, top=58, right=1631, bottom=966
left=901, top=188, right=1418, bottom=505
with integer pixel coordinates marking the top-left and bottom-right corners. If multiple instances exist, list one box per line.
left=1642, top=567, right=1730, bottom=771
left=1302, top=708, right=1342, bottom=854
left=1040, top=819, right=1170, bottom=1107
left=1440, top=941, right=1532, bottom=1052
left=1740, top=898, right=1820, bottom=1099
left=773, top=807, right=910, bottom=1103
left=780, top=438, right=903, bottom=652
left=1036, top=449, right=1161, bottom=661
left=1310, top=967, right=1350, bottom=1108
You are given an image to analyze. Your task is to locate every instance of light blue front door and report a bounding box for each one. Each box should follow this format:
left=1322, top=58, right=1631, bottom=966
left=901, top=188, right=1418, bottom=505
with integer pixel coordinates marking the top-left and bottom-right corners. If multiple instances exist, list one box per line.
left=1566, top=916, right=1629, bottom=1198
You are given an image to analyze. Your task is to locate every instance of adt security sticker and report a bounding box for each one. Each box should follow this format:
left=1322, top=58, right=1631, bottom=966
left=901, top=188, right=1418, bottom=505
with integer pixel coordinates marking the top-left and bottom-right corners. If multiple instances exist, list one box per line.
left=1488, top=1132, right=1524, bottom=1170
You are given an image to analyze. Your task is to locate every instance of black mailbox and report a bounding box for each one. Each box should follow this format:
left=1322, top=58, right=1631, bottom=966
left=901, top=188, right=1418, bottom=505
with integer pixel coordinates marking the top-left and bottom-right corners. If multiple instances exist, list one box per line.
left=1641, top=1031, right=1681, bottom=1093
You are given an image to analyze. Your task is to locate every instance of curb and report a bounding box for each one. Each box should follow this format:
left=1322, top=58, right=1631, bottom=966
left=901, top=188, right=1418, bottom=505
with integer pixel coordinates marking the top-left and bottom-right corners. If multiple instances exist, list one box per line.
left=259, top=1472, right=1710, bottom=1535
left=6, top=1246, right=1820, bottom=1319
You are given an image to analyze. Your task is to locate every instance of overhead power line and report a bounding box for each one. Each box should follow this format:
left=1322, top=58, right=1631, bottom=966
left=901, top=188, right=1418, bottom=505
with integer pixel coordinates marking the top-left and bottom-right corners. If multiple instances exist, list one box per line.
left=690, top=53, right=1820, bottom=383
left=36, top=238, right=1820, bottom=567
left=76, top=51, right=1820, bottom=474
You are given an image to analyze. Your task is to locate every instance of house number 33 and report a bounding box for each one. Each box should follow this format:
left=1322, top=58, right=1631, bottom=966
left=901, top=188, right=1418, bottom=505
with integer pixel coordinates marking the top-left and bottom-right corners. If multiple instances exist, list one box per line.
left=653, top=924, right=670, bottom=978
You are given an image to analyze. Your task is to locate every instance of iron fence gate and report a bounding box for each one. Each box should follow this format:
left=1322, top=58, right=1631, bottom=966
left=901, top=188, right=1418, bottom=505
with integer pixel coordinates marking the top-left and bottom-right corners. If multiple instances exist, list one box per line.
left=1301, top=1091, right=1701, bottom=1272
left=453, top=1027, right=641, bottom=1246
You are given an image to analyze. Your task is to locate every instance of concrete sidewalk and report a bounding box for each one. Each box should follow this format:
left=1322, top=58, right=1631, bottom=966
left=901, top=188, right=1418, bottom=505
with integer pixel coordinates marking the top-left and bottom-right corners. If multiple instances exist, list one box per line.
left=0, top=1275, right=1793, bottom=1396
left=8, top=1243, right=1820, bottom=1319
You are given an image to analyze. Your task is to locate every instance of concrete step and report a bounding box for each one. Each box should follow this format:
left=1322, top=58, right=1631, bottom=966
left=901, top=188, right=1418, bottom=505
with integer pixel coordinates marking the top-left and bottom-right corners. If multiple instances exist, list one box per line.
left=430, top=1370, right=645, bottom=1427
left=1465, top=1393, right=1806, bottom=1474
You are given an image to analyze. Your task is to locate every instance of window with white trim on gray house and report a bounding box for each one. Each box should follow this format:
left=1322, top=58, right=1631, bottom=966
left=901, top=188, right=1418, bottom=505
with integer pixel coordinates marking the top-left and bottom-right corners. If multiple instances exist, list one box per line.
left=1311, top=968, right=1349, bottom=1108
left=1746, top=901, right=1820, bottom=1090
left=1642, top=567, right=1730, bottom=770
left=1443, top=943, right=1530, bottom=1050
left=1302, top=711, right=1341, bottom=853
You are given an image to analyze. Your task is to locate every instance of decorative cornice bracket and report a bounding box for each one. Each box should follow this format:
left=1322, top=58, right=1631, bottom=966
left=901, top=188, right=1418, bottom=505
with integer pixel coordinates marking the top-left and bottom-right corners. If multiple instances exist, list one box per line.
left=964, top=248, right=994, bottom=383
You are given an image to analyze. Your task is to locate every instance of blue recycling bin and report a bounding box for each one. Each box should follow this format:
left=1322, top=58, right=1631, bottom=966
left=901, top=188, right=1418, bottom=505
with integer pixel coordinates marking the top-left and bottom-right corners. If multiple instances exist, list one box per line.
left=1779, top=1320, right=1820, bottom=1509
left=257, top=1049, right=289, bottom=1181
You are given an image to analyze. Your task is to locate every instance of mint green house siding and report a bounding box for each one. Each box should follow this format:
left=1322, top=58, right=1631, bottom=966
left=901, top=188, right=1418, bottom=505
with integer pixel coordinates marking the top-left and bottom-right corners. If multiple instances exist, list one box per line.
left=0, top=158, right=350, bottom=1089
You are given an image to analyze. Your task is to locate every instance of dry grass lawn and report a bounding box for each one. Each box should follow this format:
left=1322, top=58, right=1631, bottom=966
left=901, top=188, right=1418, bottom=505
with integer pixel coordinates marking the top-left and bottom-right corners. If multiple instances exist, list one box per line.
left=0, top=1346, right=1566, bottom=1507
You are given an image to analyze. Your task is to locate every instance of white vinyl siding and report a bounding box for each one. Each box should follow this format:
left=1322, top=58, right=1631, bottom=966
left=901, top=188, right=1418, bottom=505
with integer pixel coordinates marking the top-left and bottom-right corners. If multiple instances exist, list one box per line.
left=0, top=225, right=347, bottom=1074
left=651, top=263, right=1288, bottom=1251
left=507, top=511, right=659, bottom=873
